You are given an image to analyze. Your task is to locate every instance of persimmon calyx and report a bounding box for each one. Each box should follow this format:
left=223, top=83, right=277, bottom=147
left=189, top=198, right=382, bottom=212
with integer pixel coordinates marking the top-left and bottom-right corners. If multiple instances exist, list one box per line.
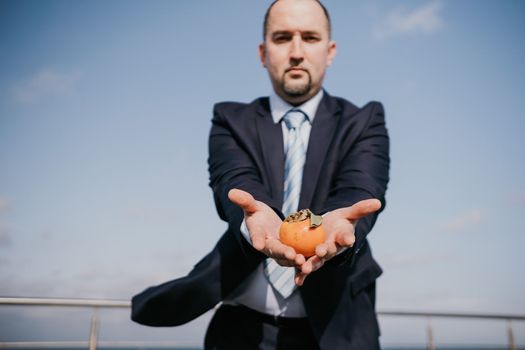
left=284, top=209, right=323, bottom=228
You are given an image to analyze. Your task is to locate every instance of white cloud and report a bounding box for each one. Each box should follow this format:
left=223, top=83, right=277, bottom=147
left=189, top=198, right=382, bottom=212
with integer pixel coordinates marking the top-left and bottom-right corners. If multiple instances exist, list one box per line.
left=373, top=1, right=444, bottom=40
left=439, top=209, right=485, bottom=233
left=11, top=68, right=81, bottom=104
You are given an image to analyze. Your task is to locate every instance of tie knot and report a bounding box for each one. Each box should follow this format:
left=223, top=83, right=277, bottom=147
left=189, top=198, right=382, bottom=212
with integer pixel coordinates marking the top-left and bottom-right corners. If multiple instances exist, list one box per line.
left=283, top=109, right=307, bottom=130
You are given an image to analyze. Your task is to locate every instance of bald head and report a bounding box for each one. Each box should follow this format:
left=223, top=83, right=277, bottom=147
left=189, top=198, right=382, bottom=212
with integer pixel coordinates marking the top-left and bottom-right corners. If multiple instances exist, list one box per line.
left=263, top=0, right=331, bottom=41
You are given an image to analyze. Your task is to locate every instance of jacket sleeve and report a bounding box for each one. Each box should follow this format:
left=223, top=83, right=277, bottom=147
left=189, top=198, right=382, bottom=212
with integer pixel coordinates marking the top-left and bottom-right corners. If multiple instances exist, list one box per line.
left=208, top=103, right=283, bottom=241
left=131, top=104, right=278, bottom=327
left=322, top=102, right=390, bottom=261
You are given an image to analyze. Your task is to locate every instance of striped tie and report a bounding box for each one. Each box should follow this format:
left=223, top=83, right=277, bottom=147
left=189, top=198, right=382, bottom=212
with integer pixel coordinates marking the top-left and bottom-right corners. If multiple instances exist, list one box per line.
left=264, top=109, right=307, bottom=299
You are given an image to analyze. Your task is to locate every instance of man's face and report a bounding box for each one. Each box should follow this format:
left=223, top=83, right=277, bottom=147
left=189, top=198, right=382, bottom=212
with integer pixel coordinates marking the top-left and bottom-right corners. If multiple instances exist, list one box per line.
left=259, top=0, right=336, bottom=105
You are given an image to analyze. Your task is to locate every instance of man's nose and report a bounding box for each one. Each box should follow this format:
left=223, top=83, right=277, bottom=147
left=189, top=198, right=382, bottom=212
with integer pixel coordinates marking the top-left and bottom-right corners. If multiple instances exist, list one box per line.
left=289, top=34, right=304, bottom=62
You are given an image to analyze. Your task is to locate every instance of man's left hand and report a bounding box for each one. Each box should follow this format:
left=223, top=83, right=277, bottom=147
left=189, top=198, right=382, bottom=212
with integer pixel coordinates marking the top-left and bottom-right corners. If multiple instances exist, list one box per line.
left=294, top=199, right=382, bottom=286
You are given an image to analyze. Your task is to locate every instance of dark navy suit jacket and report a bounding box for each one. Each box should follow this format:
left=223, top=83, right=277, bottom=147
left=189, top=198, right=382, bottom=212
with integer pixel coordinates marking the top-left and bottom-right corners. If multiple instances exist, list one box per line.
left=131, top=92, right=390, bottom=349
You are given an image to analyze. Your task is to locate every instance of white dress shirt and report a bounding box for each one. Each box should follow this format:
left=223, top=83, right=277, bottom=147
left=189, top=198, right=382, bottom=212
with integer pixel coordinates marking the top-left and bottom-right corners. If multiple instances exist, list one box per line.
left=223, top=90, right=324, bottom=317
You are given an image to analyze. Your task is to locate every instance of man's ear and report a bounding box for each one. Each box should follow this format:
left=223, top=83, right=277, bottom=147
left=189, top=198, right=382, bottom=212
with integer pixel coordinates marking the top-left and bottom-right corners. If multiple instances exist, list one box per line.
left=326, top=40, right=337, bottom=67
left=258, top=43, right=267, bottom=68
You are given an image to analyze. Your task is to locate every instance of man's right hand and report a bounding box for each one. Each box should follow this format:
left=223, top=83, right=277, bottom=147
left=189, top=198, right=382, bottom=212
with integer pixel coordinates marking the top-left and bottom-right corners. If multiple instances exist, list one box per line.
left=228, top=189, right=305, bottom=267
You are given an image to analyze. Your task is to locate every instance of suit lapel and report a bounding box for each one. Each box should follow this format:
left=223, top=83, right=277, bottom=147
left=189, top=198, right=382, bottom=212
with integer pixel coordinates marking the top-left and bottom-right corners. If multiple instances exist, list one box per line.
left=299, top=93, right=340, bottom=210
left=256, top=99, right=285, bottom=209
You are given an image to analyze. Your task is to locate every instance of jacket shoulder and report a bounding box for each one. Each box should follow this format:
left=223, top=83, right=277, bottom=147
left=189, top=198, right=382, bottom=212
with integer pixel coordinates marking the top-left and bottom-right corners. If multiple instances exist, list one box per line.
left=213, top=97, right=269, bottom=118
left=329, top=95, right=384, bottom=117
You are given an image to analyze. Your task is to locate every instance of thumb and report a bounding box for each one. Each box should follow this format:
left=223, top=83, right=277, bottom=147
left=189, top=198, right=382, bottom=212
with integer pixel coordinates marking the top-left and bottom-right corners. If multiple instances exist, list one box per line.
left=228, top=189, right=258, bottom=214
left=340, top=199, right=382, bottom=221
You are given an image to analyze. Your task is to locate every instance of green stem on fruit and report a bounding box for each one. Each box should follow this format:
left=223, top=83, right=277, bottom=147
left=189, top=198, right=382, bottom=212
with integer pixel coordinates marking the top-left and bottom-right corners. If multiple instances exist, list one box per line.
left=284, top=209, right=323, bottom=228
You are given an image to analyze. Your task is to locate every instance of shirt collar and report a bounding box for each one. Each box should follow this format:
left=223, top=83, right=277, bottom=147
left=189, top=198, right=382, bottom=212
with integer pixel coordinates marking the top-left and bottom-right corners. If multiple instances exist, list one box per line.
left=269, top=89, right=324, bottom=124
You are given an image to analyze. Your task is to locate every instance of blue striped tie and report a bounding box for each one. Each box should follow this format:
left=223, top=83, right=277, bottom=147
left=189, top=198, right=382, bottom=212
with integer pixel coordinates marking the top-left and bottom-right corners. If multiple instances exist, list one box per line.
left=264, top=109, right=307, bottom=299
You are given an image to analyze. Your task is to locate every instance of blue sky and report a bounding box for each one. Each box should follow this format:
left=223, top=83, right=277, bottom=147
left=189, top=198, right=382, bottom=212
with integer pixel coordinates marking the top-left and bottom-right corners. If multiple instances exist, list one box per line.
left=1, top=0, right=524, bottom=346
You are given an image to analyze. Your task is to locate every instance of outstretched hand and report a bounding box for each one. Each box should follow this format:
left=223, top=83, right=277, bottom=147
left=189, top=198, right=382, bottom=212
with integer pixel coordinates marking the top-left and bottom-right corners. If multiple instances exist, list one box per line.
left=229, top=189, right=381, bottom=285
left=294, top=199, right=382, bottom=286
left=228, top=189, right=305, bottom=267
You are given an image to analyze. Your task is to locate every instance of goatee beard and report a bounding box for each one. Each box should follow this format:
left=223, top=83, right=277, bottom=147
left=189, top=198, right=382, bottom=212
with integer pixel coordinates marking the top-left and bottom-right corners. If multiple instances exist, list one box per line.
left=282, top=72, right=312, bottom=97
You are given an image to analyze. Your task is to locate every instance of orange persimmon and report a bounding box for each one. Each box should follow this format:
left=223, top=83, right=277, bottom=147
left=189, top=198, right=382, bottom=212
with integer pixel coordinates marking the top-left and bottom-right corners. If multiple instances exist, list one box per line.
left=279, top=209, right=326, bottom=257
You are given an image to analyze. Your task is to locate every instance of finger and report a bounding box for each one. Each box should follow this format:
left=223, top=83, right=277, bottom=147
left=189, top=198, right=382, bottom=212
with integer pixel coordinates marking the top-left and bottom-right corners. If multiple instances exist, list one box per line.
left=315, top=243, right=328, bottom=258
left=228, top=189, right=258, bottom=214
left=250, top=232, right=265, bottom=251
left=301, top=258, right=313, bottom=275
left=296, top=256, right=326, bottom=285
left=265, top=239, right=296, bottom=261
left=311, top=258, right=325, bottom=272
left=295, top=271, right=307, bottom=286
left=338, top=199, right=382, bottom=221
left=334, top=231, right=355, bottom=247
left=315, top=241, right=337, bottom=259
left=294, top=254, right=305, bottom=266
left=301, top=256, right=324, bottom=274
left=274, top=254, right=304, bottom=267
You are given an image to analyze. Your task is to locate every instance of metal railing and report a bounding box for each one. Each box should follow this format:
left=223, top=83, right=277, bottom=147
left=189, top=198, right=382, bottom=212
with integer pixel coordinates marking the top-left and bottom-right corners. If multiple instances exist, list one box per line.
left=0, top=297, right=133, bottom=350
left=378, top=309, right=525, bottom=350
left=1, top=296, right=524, bottom=349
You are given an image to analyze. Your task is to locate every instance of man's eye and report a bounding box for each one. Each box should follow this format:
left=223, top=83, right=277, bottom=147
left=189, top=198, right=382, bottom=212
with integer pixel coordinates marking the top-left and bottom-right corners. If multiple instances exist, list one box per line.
left=273, top=35, right=291, bottom=43
left=303, top=36, right=320, bottom=43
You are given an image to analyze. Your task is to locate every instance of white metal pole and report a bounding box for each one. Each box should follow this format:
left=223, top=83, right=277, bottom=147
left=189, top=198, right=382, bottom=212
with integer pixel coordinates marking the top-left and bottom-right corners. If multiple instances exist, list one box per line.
left=508, top=319, right=516, bottom=350
left=427, top=317, right=435, bottom=350
left=88, top=309, right=99, bottom=350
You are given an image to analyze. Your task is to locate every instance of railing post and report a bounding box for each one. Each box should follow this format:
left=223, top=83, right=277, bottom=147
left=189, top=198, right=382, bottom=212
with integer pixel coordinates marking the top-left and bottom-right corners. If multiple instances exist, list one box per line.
left=427, top=317, right=435, bottom=350
left=88, top=308, right=99, bottom=350
left=508, top=319, right=516, bottom=350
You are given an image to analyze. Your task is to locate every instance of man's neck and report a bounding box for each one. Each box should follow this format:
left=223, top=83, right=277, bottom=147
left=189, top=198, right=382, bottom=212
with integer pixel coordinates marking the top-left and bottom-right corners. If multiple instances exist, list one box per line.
left=277, top=89, right=321, bottom=106
left=270, top=89, right=324, bottom=124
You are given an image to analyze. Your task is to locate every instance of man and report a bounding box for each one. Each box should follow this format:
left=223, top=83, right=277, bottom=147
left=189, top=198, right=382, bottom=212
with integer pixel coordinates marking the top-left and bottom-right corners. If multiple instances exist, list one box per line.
left=132, top=1, right=389, bottom=349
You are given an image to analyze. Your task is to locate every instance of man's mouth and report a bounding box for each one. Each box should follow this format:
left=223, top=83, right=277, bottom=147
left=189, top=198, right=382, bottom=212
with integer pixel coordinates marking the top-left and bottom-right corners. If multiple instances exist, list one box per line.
left=285, top=67, right=309, bottom=79
left=286, top=67, right=307, bottom=73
